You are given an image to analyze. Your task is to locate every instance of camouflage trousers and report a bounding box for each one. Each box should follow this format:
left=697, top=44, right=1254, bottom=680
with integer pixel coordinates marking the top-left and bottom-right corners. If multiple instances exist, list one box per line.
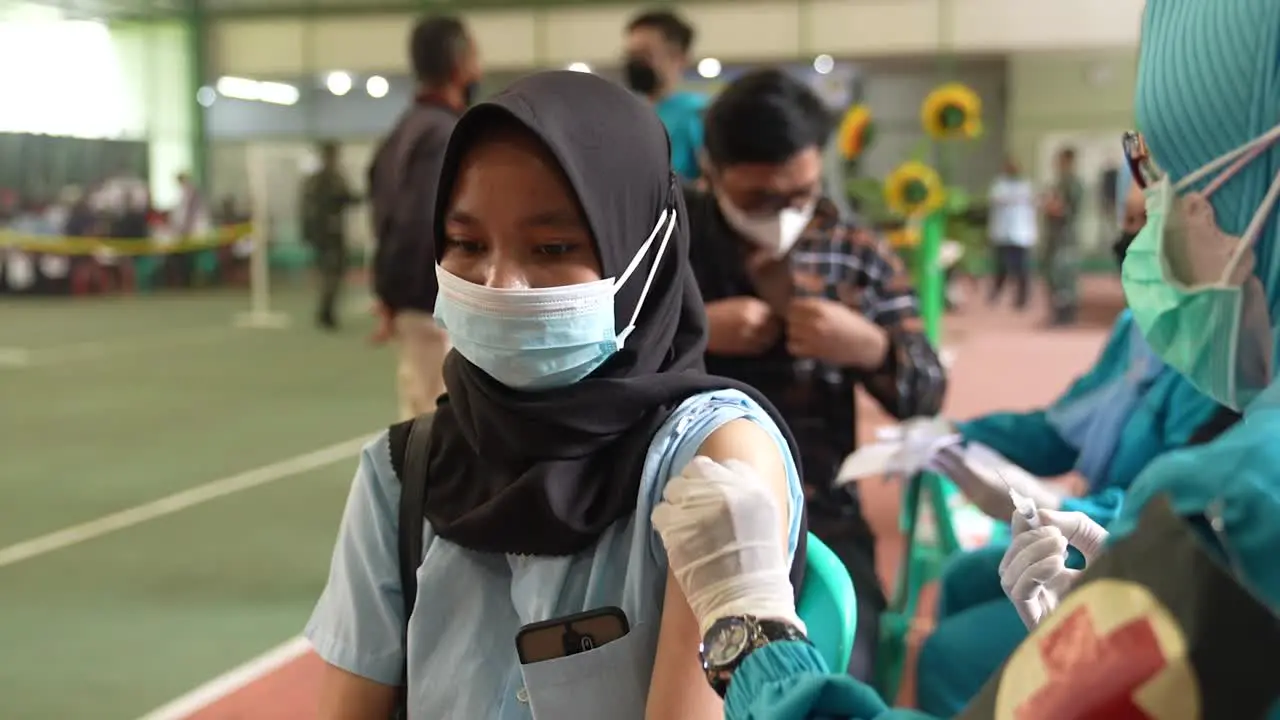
left=1043, top=240, right=1079, bottom=315
left=313, top=241, right=346, bottom=322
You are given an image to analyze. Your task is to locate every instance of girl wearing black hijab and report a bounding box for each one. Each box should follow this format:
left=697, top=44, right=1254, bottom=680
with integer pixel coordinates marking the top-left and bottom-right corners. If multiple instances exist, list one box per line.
left=306, top=71, right=806, bottom=719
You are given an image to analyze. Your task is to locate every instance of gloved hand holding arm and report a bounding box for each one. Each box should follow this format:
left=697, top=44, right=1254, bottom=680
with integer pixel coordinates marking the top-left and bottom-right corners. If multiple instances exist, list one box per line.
left=652, top=457, right=938, bottom=720
left=998, top=508, right=1109, bottom=628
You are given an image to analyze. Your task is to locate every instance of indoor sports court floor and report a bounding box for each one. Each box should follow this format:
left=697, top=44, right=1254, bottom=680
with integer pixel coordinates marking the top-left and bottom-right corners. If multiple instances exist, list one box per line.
left=0, top=276, right=1127, bottom=719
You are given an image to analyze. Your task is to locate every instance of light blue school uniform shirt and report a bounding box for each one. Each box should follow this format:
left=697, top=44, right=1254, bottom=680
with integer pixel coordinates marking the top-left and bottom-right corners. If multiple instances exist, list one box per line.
left=305, top=389, right=804, bottom=719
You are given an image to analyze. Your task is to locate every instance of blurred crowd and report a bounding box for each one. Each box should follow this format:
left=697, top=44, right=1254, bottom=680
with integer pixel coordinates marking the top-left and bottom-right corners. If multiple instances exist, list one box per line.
left=0, top=173, right=248, bottom=243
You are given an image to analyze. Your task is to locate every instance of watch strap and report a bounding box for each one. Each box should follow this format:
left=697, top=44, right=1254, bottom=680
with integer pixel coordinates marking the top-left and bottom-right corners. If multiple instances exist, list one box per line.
left=702, top=616, right=809, bottom=698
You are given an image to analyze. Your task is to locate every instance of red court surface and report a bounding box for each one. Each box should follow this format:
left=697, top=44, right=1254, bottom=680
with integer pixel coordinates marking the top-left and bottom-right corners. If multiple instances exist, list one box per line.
left=150, top=277, right=1127, bottom=718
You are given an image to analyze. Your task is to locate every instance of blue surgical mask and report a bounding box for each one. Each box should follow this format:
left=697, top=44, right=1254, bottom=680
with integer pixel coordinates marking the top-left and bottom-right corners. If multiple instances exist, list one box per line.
left=434, top=208, right=678, bottom=390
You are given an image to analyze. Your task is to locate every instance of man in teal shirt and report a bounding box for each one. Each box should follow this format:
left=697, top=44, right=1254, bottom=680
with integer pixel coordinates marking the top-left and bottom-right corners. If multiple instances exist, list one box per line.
left=623, top=9, right=707, bottom=184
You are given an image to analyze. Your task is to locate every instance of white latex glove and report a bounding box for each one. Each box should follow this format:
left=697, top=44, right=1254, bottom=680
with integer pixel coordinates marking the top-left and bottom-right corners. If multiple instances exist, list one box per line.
left=651, top=456, right=804, bottom=636
left=998, top=508, right=1110, bottom=628
left=928, top=442, right=1062, bottom=521
left=839, top=416, right=958, bottom=483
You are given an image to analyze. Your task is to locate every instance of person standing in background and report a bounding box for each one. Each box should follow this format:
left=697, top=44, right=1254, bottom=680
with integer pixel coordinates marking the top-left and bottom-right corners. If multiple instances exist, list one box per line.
left=986, top=157, right=1037, bottom=310
left=1042, top=146, right=1083, bottom=326
left=623, top=9, right=707, bottom=185
left=369, top=15, right=480, bottom=419
left=172, top=172, right=209, bottom=240
left=302, top=141, right=359, bottom=331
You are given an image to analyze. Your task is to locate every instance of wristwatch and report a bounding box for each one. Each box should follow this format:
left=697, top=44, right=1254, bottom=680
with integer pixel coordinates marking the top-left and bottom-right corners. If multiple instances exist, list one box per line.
left=700, top=615, right=810, bottom=697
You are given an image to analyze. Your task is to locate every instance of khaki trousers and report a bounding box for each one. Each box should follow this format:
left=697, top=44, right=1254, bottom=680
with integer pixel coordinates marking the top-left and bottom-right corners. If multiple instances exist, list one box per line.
left=394, top=310, right=451, bottom=421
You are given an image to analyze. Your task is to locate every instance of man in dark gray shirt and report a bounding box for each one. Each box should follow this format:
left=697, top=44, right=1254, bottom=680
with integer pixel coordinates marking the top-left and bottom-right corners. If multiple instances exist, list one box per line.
left=368, top=15, right=481, bottom=419
left=1043, top=146, right=1083, bottom=326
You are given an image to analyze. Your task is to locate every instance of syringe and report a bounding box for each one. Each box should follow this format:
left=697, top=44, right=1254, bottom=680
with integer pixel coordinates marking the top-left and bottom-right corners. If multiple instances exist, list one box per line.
left=992, top=468, right=1041, bottom=529
left=1009, top=488, right=1041, bottom=529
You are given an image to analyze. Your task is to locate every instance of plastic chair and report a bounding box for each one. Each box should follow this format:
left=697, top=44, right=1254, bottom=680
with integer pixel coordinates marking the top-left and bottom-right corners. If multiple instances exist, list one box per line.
left=875, top=471, right=963, bottom=702
left=797, top=532, right=858, bottom=674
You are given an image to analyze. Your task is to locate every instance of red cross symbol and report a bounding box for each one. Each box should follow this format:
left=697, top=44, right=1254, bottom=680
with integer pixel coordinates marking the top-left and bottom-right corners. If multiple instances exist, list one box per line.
left=1015, top=605, right=1168, bottom=720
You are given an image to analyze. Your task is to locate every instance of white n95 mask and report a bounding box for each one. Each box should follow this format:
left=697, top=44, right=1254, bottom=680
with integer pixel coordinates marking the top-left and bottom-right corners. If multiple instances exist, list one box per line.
left=716, top=194, right=816, bottom=257
left=433, top=208, right=677, bottom=390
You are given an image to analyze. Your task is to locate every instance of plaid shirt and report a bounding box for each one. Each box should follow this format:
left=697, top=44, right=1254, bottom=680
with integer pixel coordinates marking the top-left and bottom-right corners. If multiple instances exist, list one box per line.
left=788, top=197, right=947, bottom=419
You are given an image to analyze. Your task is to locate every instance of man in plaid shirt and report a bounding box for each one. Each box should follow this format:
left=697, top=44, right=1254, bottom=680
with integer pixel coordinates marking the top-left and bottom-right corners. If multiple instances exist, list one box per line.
left=684, top=68, right=947, bottom=683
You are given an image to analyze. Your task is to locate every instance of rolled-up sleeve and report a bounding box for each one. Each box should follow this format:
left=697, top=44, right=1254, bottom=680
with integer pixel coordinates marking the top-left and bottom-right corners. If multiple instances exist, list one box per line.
left=304, top=434, right=406, bottom=685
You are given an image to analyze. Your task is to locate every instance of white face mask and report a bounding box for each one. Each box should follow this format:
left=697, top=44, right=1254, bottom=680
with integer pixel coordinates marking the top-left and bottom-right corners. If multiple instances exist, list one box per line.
left=716, top=193, right=816, bottom=257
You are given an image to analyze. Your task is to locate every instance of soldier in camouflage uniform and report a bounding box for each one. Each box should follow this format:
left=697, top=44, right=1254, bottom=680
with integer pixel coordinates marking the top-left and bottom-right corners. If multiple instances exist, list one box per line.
left=1042, top=146, right=1083, bottom=326
left=301, top=141, right=359, bottom=330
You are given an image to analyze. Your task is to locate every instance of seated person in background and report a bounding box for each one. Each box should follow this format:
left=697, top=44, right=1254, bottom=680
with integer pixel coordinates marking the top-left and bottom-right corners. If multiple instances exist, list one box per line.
left=683, top=67, right=947, bottom=682
left=305, top=70, right=806, bottom=720
left=913, top=181, right=1238, bottom=715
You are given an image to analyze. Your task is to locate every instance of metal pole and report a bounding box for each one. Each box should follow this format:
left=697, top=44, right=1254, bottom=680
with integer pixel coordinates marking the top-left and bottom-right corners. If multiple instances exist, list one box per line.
left=186, top=0, right=209, bottom=192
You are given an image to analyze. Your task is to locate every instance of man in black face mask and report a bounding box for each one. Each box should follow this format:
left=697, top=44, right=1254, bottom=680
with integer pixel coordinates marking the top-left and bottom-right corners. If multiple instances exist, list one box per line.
left=368, top=14, right=482, bottom=420
left=622, top=9, right=707, bottom=184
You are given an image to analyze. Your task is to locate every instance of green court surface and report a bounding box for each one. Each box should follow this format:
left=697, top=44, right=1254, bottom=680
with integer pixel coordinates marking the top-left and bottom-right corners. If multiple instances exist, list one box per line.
left=1, top=284, right=395, bottom=719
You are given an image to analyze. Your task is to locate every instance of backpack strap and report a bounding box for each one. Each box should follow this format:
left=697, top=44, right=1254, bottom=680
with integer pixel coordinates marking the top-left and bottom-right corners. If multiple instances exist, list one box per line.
left=392, top=413, right=433, bottom=719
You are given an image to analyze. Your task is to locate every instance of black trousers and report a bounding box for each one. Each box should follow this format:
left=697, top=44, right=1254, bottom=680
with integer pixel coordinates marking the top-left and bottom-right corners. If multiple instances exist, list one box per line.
left=988, top=243, right=1030, bottom=309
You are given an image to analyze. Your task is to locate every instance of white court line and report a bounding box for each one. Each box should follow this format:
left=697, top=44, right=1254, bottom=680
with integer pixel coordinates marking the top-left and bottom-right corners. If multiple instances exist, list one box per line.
left=0, top=434, right=372, bottom=568
left=0, top=326, right=244, bottom=368
left=138, top=636, right=313, bottom=720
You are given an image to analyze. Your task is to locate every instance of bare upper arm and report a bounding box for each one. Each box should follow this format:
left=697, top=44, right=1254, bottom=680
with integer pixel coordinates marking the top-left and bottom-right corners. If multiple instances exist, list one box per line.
left=694, top=417, right=793, bottom=536
left=317, top=662, right=397, bottom=720
left=644, top=418, right=795, bottom=719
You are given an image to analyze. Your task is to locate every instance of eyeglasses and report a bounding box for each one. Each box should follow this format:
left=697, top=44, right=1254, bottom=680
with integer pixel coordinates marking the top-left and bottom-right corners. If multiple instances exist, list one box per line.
left=1122, top=131, right=1163, bottom=189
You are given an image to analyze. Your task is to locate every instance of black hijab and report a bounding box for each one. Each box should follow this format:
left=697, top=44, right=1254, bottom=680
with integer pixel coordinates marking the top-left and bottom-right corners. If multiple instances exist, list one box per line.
left=419, top=71, right=804, bottom=557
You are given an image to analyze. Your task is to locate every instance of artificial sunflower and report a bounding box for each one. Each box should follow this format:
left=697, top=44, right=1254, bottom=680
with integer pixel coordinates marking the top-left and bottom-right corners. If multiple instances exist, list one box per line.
left=921, top=82, right=983, bottom=140
left=884, top=161, right=946, bottom=218
left=837, top=104, right=874, bottom=161
left=885, top=225, right=920, bottom=249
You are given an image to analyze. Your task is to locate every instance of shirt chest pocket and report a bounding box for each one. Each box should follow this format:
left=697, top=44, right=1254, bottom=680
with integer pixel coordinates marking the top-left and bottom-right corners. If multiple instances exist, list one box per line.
left=518, top=623, right=658, bottom=720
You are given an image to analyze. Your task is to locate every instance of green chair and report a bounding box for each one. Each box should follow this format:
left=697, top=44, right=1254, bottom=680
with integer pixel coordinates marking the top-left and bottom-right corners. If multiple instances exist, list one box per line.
left=797, top=532, right=858, bottom=674
left=875, top=471, right=963, bottom=702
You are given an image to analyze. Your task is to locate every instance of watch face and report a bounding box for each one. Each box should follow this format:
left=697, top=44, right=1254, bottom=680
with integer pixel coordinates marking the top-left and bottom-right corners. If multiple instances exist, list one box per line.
left=704, top=620, right=750, bottom=667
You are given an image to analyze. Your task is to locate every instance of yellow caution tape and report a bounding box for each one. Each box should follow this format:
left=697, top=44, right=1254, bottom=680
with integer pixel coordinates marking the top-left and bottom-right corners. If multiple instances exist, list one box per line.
left=0, top=224, right=253, bottom=257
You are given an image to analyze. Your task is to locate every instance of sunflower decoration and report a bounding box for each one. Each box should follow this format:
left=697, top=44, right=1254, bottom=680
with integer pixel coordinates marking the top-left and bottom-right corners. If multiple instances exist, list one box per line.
left=837, top=104, right=874, bottom=161
left=885, top=225, right=920, bottom=249
left=921, top=82, right=983, bottom=140
left=884, top=161, right=946, bottom=218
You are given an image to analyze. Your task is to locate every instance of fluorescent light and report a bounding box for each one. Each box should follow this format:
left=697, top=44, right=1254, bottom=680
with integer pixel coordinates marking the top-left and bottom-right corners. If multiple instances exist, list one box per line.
left=326, top=71, right=352, bottom=96
left=567, top=62, right=591, bottom=73
left=215, top=76, right=299, bottom=106
left=813, top=54, right=835, bottom=75
left=257, top=81, right=300, bottom=105
left=697, top=57, right=721, bottom=79
left=366, top=75, right=389, bottom=98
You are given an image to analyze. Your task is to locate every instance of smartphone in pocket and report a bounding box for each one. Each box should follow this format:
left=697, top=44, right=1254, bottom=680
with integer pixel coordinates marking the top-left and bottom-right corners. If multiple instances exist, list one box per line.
left=515, top=606, right=630, bottom=664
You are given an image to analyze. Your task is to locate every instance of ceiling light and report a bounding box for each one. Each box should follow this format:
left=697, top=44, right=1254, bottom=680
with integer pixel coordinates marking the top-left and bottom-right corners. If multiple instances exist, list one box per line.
left=366, top=75, right=389, bottom=98
left=567, top=62, right=591, bottom=73
left=326, top=71, right=352, bottom=96
left=697, top=58, right=721, bottom=79
left=813, top=54, right=835, bottom=75
left=215, top=76, right=299, bottom=106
